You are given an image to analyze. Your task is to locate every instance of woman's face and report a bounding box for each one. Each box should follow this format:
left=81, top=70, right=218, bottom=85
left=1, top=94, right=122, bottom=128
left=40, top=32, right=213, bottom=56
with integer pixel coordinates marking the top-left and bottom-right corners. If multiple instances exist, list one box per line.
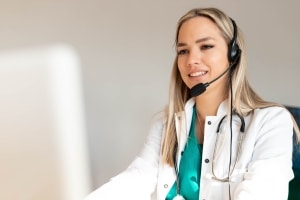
left=177, top=17, right=229, bottom=93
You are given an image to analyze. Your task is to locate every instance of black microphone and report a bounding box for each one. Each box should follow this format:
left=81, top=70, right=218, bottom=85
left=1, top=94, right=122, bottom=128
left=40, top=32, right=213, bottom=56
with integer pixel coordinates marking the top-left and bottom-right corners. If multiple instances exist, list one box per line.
left=189, top=66, right=231, bottom=97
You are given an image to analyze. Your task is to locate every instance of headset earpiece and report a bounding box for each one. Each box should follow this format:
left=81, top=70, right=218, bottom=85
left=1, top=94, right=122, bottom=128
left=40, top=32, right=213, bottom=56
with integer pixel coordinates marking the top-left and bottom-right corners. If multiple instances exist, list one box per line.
left=228, top=19, right=241, bottom=70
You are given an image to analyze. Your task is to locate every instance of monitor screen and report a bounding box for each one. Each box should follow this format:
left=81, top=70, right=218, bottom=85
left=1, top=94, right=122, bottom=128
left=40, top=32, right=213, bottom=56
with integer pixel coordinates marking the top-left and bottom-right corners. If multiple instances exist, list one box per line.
left=0, top=44, right=91, bottom=200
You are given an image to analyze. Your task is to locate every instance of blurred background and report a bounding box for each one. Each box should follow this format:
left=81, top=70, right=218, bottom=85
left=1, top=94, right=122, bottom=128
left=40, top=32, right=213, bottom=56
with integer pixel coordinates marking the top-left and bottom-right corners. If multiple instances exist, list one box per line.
left=0, top=0, right=299, bottom=199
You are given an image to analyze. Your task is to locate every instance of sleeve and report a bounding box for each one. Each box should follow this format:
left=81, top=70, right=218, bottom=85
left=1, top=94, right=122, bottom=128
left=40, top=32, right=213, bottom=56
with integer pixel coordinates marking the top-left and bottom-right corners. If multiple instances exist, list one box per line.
left=234, top=107, right=294, bottom=200
left=83, top=116, right=164, bottom=200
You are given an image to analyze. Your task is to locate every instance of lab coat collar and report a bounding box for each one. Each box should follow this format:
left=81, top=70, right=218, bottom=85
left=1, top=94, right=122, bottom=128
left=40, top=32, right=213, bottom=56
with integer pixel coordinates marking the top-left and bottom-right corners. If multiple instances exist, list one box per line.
left=181, top=97, right=229, bottom=117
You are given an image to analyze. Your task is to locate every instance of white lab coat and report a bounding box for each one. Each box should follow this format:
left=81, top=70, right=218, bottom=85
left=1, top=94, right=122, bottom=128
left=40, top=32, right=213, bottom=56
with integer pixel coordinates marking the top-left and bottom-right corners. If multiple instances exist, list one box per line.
left=85, top=98, right=294, bottom=200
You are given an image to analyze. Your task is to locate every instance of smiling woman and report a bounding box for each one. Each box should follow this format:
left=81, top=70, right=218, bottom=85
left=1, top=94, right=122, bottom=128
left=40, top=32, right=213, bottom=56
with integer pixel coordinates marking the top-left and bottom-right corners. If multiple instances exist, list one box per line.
left=84, top=7, right=299, bottom=200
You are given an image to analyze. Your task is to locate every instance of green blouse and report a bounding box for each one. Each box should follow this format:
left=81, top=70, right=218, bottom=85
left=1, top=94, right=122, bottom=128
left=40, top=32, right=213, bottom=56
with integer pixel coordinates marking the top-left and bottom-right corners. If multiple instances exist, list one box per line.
left=166, top=106, right=203, bottom=200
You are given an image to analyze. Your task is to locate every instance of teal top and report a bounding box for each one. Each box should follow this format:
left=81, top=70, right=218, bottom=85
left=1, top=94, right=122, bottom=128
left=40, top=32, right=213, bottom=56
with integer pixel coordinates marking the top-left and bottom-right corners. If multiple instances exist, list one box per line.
left=166, top=106, right=203, bottom=200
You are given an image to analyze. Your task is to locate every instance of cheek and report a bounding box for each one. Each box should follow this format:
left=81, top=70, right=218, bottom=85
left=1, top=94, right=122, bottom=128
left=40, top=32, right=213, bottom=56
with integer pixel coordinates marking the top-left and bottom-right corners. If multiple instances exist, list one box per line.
left=177, top=64, right=191, bottom=88
left=209, top=53, right=229, bottom=71
left=177, top=57, right=187, bottom=74
left=177, top=61, right=186, bottom=79
left=177, top=67, right=184, bottom=82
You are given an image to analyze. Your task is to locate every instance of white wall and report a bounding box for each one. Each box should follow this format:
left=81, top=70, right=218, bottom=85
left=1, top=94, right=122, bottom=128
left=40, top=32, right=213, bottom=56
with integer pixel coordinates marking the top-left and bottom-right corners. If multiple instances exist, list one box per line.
left=0, top=0, right=299, bottom=191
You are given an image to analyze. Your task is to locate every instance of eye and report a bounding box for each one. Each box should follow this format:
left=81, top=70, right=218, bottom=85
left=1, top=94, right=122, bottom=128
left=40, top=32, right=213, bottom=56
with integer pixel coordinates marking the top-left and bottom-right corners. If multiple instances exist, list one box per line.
left=201, top=44, right=214, bottom=50
left=177, top=49, right=189, bottom=56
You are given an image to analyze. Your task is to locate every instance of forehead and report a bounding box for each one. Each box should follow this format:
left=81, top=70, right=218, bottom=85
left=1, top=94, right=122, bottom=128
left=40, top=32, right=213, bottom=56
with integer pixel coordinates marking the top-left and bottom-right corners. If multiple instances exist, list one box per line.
left=178, top=16, right=223, bottom=42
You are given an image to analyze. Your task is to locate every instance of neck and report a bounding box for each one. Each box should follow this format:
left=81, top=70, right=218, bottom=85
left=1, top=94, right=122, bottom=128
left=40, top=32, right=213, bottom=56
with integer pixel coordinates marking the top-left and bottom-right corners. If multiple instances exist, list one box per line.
left=195, top=90, right=227, bottom=121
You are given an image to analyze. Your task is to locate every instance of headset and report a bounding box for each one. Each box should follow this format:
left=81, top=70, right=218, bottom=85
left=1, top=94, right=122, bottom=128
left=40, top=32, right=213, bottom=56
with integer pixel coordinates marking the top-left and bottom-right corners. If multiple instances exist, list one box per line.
left=214, top=18, right=244, bottom=200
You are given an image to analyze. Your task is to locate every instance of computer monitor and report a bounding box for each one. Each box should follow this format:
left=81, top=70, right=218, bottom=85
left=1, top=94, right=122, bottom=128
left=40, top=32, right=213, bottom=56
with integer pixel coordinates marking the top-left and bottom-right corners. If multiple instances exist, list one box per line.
left=0, top=44, right=91, bottom=200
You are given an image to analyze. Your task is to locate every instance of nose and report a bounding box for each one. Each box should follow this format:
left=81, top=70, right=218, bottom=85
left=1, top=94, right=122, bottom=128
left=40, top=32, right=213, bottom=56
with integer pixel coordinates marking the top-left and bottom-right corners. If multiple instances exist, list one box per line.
left=187, top=48, right=201, bottom=67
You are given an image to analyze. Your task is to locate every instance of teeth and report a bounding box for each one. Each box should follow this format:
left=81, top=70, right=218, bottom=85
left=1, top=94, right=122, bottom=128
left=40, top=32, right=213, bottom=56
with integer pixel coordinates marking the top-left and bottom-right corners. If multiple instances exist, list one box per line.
left=190, top=71, right=207, bottom=77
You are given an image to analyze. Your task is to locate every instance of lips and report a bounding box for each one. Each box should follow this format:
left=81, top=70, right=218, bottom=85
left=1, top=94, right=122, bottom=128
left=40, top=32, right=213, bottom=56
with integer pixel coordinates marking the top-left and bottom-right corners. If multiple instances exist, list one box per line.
left=189, top=71, right=207, bottom=77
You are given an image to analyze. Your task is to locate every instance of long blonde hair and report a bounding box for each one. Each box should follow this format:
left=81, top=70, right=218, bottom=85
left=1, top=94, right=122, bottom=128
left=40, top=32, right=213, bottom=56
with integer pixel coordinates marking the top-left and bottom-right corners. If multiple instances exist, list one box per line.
left=161, top=7, right=300, bottom=166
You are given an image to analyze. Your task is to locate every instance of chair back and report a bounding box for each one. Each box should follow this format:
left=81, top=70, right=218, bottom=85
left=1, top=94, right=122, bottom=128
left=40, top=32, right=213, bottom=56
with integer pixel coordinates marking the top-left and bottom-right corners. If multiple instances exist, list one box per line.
left=286, top=106, right=300, bottom=199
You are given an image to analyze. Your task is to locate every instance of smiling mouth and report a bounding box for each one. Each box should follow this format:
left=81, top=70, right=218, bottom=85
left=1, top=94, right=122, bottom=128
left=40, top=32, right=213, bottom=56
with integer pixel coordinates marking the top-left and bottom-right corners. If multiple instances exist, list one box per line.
left=189, top=71, right=207, bottom=77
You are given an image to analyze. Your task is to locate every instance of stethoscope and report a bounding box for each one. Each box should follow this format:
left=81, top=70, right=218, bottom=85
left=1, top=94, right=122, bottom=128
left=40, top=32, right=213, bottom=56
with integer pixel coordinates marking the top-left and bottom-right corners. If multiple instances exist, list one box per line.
left=211, top=111, right=245, bottom=182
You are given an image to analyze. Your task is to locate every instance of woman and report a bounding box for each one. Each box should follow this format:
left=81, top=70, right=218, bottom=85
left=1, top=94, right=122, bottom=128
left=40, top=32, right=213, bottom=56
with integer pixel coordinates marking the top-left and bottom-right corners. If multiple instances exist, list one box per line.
left=85, top=7, right=299, bottom=200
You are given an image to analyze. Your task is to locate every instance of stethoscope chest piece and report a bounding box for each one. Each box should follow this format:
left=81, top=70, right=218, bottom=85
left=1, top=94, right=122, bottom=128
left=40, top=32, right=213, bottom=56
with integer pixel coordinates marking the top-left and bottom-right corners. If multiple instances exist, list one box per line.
left=173, top=194, right=185, bottom=200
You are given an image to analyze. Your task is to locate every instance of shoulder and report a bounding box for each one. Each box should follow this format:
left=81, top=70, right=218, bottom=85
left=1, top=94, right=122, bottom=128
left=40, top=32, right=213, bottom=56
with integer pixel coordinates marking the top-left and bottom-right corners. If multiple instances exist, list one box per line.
left=142, top=111, right=166, bottom=146
left=251, top=106, right=293, bottom=131
left=253, top=106, right=291, bottom=121
left=149, top=111, right=165, bottom=132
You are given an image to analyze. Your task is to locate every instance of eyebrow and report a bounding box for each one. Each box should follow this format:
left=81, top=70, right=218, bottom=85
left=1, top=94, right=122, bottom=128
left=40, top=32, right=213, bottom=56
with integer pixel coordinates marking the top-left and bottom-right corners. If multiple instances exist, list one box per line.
left=177, top=37, right=215, bottom=47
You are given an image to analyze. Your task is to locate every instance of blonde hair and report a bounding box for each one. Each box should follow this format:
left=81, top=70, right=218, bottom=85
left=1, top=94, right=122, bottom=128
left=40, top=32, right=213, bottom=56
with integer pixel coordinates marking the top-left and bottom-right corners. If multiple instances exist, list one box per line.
left=161, top=7, right=300, bottom=166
